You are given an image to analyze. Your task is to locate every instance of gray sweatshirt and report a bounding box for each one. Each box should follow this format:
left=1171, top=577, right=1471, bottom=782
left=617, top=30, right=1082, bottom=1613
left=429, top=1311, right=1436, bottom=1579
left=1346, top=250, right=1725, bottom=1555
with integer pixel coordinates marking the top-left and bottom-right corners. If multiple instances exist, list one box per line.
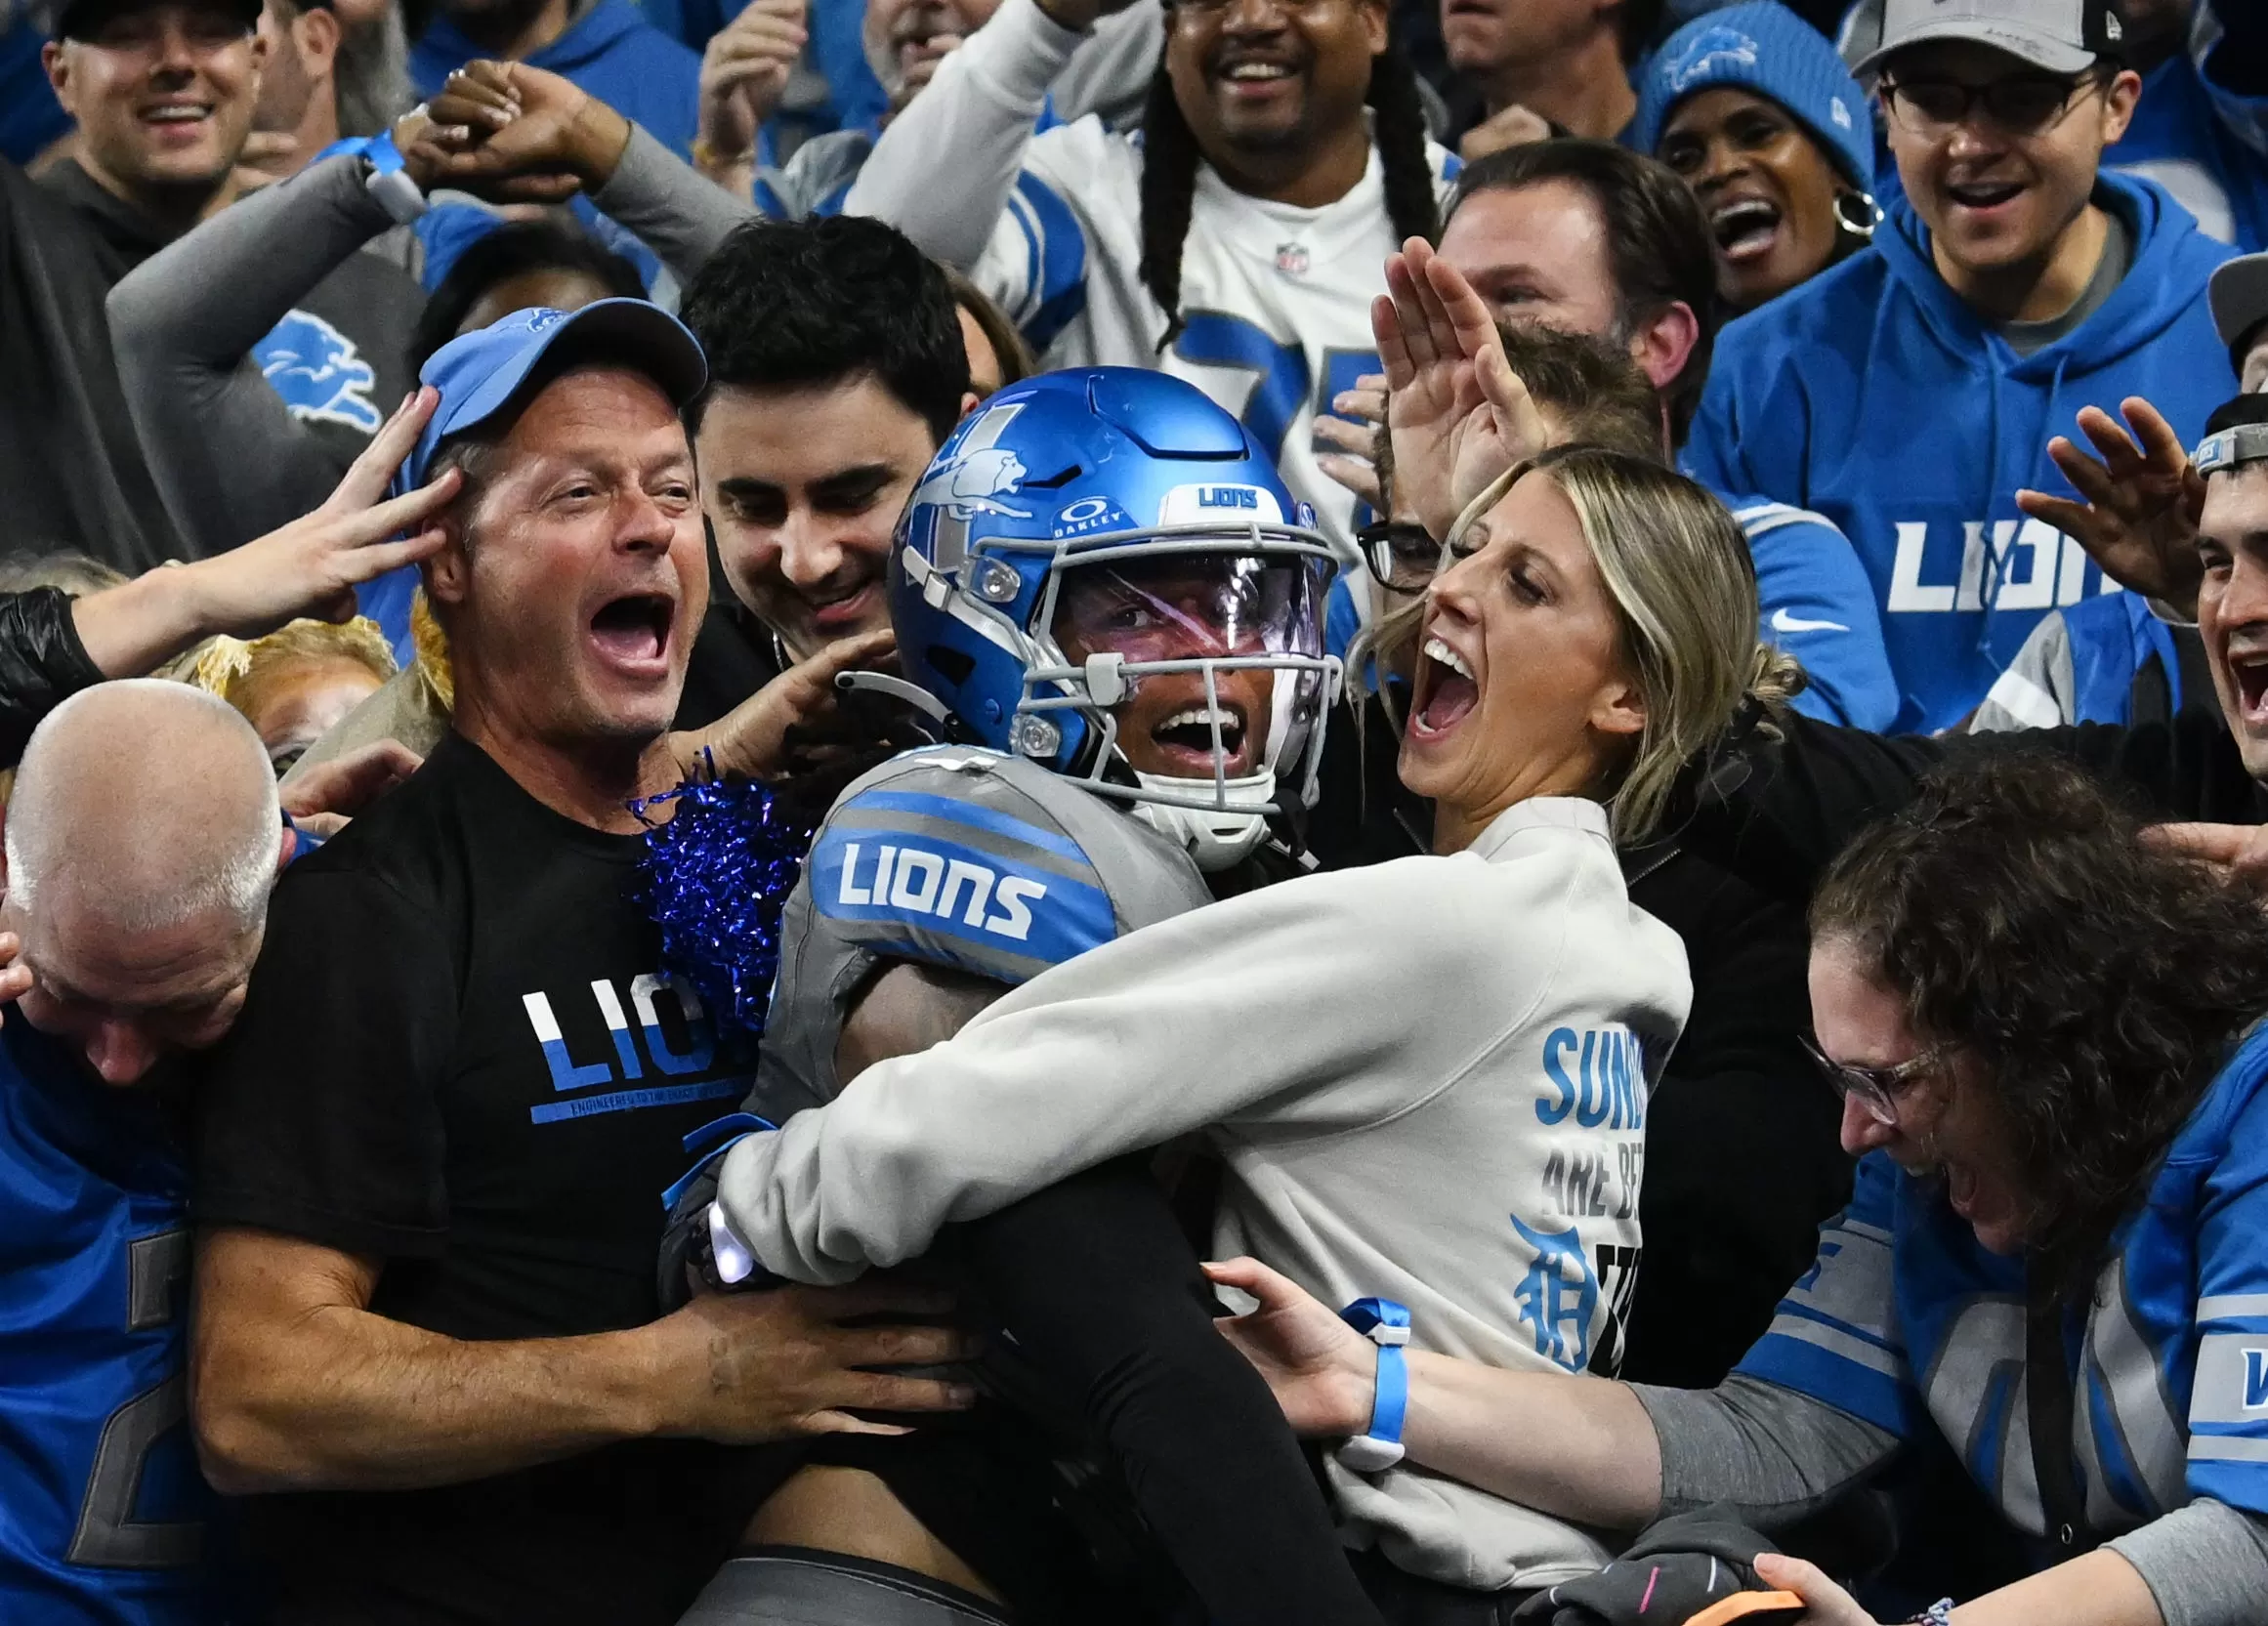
left=715, top=795, right=1691, bottom=1591
left=105, top=127, right=751, bottom=559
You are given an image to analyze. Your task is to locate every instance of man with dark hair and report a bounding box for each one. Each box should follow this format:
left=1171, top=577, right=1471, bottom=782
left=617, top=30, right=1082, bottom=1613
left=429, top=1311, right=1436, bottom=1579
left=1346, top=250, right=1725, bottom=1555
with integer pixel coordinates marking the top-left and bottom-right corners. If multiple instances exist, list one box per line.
left=1437, top=0, right=1664, bottom=155
left=844, top=0, right=1457, bottom=547
left=679, top=213, right=975, bottom=662
left=189, top=302, right=972, bottom=1626
left=1687, top=0, right=2236, bottom=733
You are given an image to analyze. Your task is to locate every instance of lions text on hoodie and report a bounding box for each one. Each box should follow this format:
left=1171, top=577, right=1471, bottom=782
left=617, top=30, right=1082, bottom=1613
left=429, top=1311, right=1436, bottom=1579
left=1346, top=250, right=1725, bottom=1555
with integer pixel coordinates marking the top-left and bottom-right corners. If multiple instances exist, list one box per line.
left=1685, top=173, right=2236, bottom=733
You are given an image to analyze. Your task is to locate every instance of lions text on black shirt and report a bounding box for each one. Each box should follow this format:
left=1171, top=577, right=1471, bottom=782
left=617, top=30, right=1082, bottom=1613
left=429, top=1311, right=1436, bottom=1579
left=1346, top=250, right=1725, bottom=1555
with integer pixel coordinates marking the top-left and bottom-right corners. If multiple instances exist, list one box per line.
left=196, top=733, right=765, bottom=1626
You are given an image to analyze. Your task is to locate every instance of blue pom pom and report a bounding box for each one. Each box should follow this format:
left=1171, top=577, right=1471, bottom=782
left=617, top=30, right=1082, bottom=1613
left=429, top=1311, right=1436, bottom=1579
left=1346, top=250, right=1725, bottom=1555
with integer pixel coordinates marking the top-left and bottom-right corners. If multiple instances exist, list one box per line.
left=633, top=767, right=812, bottom=1041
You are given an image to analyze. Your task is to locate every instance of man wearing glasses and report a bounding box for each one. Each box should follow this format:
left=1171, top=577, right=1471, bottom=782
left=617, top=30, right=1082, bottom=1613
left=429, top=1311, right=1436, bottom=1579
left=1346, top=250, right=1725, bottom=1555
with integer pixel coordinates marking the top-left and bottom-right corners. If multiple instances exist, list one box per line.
left=1684, top=0, right=2238, bottom=735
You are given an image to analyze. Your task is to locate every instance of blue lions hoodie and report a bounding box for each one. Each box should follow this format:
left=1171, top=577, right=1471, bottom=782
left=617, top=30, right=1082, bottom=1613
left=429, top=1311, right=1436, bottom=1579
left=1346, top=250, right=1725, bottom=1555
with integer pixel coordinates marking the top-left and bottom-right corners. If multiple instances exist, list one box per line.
left=1685, top=171, right=2236, bottom=732
left=412, top=0, right=707, bottom=161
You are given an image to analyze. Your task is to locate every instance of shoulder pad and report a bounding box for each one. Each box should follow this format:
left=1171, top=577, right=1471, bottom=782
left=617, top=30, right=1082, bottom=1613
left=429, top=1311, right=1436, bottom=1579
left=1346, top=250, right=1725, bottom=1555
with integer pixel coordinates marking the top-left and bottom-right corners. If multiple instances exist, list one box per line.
left=803, top=748, right=1156, bottom=984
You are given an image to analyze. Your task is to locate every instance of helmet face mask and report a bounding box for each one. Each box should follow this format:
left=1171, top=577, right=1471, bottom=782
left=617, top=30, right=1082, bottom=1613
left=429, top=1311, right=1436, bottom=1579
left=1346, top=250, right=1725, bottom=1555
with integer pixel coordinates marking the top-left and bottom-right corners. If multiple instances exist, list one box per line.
left=891, top=369, right=1354, bottom=869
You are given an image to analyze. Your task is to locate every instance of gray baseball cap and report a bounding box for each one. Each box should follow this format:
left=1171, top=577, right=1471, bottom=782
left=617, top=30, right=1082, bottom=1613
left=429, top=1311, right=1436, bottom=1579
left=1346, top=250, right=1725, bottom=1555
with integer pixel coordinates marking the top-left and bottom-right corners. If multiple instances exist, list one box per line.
left=1853, top=0, right=2128, bottom=78
left=2211, top=254, right=2268, bottom=363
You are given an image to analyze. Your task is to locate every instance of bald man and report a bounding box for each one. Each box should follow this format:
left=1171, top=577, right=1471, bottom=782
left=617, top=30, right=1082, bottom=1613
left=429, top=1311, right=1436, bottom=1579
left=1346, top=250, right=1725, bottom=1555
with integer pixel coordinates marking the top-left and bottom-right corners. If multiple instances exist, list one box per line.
left=0, top=680, right=288, bottom=1623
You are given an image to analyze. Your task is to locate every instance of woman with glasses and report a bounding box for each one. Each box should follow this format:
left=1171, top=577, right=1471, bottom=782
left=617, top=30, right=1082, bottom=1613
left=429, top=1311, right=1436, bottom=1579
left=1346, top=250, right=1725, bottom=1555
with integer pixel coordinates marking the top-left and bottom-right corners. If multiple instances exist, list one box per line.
left=1633, top=2, right=1879, bottom=316
left=1209, top=749, right=2268, bottom=1626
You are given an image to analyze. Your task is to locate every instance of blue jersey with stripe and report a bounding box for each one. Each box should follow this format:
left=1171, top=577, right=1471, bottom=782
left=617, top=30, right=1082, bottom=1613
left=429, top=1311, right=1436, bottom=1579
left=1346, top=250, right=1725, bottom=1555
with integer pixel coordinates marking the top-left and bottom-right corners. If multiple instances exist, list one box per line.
left=0, top=1022, right=214, bottom=1624
left=1740, top=1020, right=2268, bottom=1537
left=747, top=747, right=1216, bottom=1123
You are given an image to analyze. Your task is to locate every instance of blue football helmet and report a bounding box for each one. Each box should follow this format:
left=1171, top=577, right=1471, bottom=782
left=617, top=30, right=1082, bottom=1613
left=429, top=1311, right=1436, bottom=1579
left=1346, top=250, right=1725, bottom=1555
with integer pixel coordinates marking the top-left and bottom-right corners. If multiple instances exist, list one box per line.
left=889, top=367, right=1354, bottom=869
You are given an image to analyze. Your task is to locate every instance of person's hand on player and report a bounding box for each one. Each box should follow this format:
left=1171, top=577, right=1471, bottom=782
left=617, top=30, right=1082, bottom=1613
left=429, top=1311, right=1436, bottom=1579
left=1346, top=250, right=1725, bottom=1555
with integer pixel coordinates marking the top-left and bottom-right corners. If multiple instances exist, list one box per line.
left=667, top=629, right=897, bottom=784
left=647, top=1278, right=976, bottom=1442
left=181, top=389, right=459, bottom=640
left=1374, top=237, right=1553, bottom=544
left=2018, top=396, right=2205, bottom=621
left=697, top=0, right=807, bottom=187
left=1202, top=1256, right=1376, bottom=1439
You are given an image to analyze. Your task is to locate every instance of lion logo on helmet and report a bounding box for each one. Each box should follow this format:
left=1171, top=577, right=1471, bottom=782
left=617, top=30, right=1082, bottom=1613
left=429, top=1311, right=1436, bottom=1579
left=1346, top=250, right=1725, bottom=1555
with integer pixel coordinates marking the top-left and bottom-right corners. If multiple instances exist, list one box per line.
left=912, top=447, right=1033, bottom=521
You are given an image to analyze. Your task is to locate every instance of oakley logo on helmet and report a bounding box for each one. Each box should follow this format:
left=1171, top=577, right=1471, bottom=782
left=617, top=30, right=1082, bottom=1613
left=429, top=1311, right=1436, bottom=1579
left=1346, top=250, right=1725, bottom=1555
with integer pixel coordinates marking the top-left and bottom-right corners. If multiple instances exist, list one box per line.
left=913, top=448, right=1033, bottom=521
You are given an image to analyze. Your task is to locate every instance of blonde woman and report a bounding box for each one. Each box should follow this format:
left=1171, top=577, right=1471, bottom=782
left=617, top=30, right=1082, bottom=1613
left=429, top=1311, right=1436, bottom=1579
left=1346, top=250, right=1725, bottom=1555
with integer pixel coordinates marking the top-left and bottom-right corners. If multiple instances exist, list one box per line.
left=707, top=446, right=1796, bottom=1614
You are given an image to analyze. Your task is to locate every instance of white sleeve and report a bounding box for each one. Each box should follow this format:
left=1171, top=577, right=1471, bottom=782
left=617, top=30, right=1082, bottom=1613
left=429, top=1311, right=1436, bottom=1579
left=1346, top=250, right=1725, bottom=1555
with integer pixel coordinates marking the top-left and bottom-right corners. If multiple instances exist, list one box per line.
left=843, top=0, right=1084, bottom=272
left=713, top=857, right=1547, bottom=1284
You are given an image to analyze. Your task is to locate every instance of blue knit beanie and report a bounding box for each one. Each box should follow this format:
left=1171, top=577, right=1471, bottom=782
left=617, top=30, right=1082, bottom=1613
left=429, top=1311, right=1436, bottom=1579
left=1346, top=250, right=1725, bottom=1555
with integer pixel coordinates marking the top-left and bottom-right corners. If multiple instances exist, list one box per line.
left=1632, top=2, right=1875, bottom=193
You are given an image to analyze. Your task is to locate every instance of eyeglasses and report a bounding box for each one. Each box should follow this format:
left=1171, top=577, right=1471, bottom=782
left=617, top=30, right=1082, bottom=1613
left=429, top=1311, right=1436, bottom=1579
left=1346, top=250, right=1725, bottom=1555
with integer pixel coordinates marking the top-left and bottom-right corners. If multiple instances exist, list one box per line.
left=1879, top=72, right=2105, bottom=139
left=1358, top=521, right=1442, bottom=594
left=1799, top=1035, right=1949, bottom=1126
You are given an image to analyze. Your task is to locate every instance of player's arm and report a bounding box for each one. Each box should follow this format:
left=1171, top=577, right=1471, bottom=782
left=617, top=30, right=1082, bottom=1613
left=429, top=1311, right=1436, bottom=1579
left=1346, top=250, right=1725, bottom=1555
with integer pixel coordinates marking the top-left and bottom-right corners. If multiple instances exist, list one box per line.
left=842, top=0, right=1087, bottom=272
left=836, top=961, right=1005, bottom=1079
left=189, top=1228, right=968, bottom=1492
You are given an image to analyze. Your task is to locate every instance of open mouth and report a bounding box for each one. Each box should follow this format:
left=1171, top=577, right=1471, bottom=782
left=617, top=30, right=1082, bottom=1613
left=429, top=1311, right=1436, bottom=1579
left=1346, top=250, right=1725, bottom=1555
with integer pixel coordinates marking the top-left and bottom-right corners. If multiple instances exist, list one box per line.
left=810, top=580, right=881, bottom=633
left=1946, top=179, right=2024, bottom=213
left=588, top=593, right=676, bottom=672
left=2230, top=648, right=2268, bottom=729
left=1150, top=703, right=1250, bottom=773
left=1408, top=635, right=1478, bottom=739
left=1215, top=54, right=1302, bottom=97
left=141, top=101, right=214, bottom=135
left=1710, top=197, right=1783, bottom=262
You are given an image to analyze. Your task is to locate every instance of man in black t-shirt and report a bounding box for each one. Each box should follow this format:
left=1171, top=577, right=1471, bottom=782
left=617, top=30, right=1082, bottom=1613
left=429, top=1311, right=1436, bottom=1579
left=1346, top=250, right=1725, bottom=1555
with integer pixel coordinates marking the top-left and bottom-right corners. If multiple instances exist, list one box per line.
left=189, top=300, right=974, bottom=1626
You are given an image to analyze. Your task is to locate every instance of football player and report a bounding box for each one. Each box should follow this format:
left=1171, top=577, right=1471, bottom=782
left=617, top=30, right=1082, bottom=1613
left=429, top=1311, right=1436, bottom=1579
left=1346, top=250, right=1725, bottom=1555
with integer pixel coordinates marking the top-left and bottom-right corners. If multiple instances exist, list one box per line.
left=840, top=0, right=1458, bottom=548
left=662, top=366, right=1383, bottom=1624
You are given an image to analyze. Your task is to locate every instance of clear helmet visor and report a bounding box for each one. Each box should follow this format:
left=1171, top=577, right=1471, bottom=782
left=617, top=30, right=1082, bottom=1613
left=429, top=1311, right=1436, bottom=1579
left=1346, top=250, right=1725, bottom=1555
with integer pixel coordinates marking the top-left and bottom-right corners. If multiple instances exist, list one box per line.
left=1047, top=549, right=1330, bottom=792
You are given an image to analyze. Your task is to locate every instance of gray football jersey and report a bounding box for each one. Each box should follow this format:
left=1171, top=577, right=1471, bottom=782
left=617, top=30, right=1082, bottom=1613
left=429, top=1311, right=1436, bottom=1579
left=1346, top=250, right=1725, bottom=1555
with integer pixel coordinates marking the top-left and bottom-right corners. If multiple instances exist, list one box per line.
left=747, top=746, right=1215, bottom=1126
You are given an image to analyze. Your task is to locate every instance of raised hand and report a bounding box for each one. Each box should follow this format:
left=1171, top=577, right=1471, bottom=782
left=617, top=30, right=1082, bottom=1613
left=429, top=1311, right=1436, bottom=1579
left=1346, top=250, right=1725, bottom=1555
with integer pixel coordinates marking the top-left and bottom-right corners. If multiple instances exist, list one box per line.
left=1374, top=237, right=1553, bottom=545
left=1314, top=372, right=1387, bottom=513
left=2018, top=396, right=2206, bottom=620
left=406, top=62, right=630, bottom=204
left=698, top=0, right=808, bottom=183
left=180, top=389, right=461, bottom=639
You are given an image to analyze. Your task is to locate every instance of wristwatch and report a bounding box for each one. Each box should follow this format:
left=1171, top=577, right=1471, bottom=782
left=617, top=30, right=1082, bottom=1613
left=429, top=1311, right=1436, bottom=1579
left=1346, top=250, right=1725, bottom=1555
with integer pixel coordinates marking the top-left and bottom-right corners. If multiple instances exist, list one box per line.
left=1334, top=1297, right=1411, bottom=1473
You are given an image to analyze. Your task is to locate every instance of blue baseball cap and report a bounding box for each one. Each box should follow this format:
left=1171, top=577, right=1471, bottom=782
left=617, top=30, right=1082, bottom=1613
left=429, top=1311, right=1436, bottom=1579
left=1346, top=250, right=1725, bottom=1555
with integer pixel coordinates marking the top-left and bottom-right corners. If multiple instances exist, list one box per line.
left=1633, top=2, right=1876, bottom=193
left=395, top=299, right=708, bottom=496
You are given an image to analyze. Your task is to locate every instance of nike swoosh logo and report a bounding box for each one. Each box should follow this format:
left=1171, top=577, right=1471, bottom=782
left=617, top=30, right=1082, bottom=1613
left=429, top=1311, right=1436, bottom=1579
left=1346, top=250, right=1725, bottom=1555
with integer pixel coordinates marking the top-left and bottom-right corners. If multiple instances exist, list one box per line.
left=1771, top=608, right=1849, bottom=635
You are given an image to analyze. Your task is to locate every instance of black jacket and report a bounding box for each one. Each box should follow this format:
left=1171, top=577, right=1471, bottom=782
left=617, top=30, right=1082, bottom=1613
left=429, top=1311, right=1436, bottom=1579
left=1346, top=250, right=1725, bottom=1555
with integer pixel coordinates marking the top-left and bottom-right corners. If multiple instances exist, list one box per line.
left=1682, top=708, right=2268, bottom=905
left=0, top=160, right=185, bottom=573
left=0, top=587, right=105, bottom=766
left=1306, top=695, right=1852, bottom=1388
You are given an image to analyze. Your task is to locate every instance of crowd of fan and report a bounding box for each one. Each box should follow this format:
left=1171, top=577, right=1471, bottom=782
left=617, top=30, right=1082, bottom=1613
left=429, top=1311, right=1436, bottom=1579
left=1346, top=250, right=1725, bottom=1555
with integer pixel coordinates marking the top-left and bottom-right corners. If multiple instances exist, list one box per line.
left=3, top=0, right=2268, bottom=1621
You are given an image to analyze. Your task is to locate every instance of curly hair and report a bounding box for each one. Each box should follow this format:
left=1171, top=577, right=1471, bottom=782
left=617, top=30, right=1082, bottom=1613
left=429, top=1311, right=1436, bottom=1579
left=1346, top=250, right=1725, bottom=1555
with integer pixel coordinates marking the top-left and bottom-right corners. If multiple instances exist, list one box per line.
left=1812, top=752, right=2268, bottom=1300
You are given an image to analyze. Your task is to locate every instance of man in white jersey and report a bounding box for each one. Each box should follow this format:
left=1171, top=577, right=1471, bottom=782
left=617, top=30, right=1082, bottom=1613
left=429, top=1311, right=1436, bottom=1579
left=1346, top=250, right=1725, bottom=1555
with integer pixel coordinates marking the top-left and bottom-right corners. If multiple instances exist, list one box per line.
left=844, top=0, right=1458, bottom=545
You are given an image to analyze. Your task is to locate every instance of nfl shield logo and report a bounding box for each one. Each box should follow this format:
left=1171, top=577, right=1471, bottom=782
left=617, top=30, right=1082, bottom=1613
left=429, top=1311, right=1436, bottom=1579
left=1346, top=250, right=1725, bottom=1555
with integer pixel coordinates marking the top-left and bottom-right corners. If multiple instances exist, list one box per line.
left=1275, top=242, right=1310, bottom=278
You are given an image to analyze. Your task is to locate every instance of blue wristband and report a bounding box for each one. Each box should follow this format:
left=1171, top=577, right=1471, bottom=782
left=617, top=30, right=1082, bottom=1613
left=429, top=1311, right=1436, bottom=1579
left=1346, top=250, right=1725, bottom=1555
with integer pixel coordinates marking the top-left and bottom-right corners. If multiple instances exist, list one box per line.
left=322, top=127, right=428, bottom=223
left=1336, top=1297, right=1410, bottom=1473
